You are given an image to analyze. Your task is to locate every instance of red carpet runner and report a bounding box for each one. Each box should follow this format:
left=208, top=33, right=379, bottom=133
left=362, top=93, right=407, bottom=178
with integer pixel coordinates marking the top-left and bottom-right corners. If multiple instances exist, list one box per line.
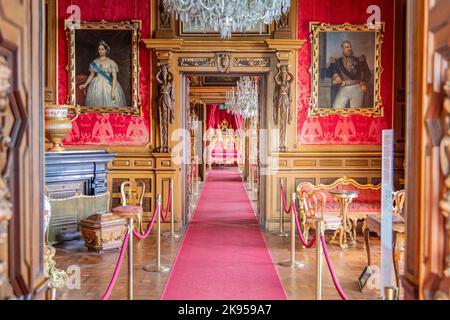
left=161, top=169, right=287, bottom=300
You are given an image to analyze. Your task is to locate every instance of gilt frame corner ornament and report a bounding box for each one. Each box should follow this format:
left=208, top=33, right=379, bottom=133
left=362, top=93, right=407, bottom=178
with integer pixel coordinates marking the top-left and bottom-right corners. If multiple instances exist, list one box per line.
left=309, top=22, right=385, bottom=117
left=66, top=20, right=142, bottom=115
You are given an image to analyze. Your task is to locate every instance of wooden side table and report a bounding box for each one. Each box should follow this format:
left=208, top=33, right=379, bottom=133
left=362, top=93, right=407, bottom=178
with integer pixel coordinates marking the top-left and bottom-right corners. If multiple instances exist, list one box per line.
left=364, top=215, right=405, bottom=288
left=329, top=189, right=359, bottom=249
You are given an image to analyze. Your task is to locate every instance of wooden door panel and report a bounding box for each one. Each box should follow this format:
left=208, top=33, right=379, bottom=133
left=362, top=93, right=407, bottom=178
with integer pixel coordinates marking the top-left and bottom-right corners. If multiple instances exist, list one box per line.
left=0, top=0, right=46, bottom=299
left=405, top=0, right=450, bottom=300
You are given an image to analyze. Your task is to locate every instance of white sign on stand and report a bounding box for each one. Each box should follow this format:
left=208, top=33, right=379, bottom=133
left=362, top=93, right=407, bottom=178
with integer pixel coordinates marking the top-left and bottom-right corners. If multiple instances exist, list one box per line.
left=380, top=129, right=394, bottom=299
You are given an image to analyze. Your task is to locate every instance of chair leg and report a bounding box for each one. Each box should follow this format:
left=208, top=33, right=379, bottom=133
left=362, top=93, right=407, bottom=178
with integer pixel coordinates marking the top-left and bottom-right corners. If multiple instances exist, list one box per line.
left=137, top=213, right=143, bottom=234
left=393, top=232, right=403, bottom=289
left=351, top=218, right=358, bottom=241
left=304, top=226, right=310, bottom=244
left=362, top=219, right=367, bottom=235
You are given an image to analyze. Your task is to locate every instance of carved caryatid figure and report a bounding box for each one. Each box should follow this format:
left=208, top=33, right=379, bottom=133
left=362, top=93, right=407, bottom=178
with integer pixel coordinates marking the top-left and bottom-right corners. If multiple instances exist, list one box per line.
left=156, top=64, right=174, bottom=152
left=274, top=64, right=293, bottom=151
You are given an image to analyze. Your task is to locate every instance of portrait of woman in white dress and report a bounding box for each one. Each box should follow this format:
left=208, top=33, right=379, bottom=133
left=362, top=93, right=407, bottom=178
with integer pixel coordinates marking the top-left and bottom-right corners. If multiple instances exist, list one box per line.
left=79, top=40, right=127, bottom=108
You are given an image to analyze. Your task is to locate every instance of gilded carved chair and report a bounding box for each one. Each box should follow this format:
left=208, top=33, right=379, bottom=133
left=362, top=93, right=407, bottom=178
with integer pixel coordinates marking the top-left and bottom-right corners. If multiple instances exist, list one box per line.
left=299, top=189, right=342, bottom=245
left=297, top=177, right=381, bottom=248
left=112, top=181, right=145, bottom=234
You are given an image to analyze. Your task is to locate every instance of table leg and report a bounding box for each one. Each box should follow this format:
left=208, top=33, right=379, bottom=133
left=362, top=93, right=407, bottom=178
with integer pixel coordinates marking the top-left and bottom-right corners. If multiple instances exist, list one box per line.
left=392, top=231, right=404, bottom=289
left=351, top=217, right=358, bottom=242
left=364, top=224, right=371, bottom=266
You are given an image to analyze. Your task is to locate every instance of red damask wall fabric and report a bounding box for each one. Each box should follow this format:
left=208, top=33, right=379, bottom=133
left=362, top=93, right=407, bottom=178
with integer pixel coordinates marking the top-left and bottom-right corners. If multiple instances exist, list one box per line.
left=58, top=0, right=151, bottom=146
left=206, top=105, right=244, bottom=130
left=297, top=0, right=394, bottom=145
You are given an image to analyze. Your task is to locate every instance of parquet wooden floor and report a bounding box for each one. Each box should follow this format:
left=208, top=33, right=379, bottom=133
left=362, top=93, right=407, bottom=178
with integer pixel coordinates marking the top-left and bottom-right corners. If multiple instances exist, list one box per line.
left=54, top=226, right=395, bottom=300
left=53, top=181, right=401, bottom=300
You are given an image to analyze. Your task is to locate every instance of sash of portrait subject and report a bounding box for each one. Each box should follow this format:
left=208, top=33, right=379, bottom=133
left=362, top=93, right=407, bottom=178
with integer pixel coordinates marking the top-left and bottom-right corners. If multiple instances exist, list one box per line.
left=91, top=61, right=113, bottom=85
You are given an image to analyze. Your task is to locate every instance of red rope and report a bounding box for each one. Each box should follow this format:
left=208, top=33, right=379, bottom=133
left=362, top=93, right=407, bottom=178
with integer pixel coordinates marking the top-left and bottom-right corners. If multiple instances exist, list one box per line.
left=280, top=184, right=292, bottom=214
left=133, top=202, right=159, bottom=240
left=292, top=203, right=316, bottom=248
left=102, top=231, right=130, bottom=300
left=320, top=235, right=349, bottom=300
left=160, top=185, right=172, bottom=222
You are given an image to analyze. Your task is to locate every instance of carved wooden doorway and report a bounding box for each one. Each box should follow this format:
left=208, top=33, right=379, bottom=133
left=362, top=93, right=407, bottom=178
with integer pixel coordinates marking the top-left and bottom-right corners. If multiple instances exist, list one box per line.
left=404, top=0, right=450, bottom=299
left=181, top=73, right=268, bottom=226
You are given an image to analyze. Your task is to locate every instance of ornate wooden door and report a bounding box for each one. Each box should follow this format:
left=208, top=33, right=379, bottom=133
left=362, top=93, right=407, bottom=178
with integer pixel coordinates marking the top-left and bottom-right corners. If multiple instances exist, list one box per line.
left=0, top=0, right=46, bottom=299
left=404, top=0, right=450, bottom=300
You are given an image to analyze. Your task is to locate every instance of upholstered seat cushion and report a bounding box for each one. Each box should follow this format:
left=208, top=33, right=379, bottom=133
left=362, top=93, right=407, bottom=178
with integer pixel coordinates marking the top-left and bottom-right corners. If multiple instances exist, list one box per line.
left=112, top=205, right=143, bottom=217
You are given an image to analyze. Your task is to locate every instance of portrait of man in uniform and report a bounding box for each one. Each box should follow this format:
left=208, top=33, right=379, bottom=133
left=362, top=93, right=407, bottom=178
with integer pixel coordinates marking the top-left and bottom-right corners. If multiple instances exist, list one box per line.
left=327, top=40, right=372, bottom=108
left=309, top=23, right=384, bottom=117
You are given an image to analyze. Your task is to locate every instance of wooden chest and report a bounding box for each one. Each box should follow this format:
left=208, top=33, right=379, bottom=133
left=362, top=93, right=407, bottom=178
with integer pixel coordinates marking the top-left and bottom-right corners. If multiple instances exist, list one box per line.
left=80, top=213, right=127, bottom=253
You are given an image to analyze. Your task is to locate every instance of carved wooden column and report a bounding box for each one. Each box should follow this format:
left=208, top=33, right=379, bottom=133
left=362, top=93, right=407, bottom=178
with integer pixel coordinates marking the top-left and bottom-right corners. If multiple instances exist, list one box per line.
left=155, top=51, right=174, bottom=153
left=273, top=52, right=293, bottom=152
left=265, top=40, right=304, bottom=153
left=0, top=55, right=13, bottom=299
left=437, top=68, right=450, bottom=299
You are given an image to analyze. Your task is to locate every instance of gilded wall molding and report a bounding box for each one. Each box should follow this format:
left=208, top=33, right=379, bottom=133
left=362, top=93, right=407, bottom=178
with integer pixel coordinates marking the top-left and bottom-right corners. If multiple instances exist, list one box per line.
left=178, top=57, right=215, bottom=67
left=308, top=22, right=385, bottom=117
left=65, top=20, right=142, bottom=115
left=233, top=57, right=271, bottom=68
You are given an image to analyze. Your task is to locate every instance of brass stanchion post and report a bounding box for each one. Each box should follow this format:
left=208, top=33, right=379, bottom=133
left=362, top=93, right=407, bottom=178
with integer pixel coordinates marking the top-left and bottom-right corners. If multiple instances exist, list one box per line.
left=273, top=180, right=289, bottom=237
left=280, top=193, right=305, bottom=268
left=316, top=219, right=323, bottom=300
left=384, top=287, right=399, bottom=300
left=194, top=156, right=199, bottom=195
left=128, top=216, right=134, bottom=300
left=163, top=179, right=180, bottom=239
left=144, top=195, right=169, bottom=273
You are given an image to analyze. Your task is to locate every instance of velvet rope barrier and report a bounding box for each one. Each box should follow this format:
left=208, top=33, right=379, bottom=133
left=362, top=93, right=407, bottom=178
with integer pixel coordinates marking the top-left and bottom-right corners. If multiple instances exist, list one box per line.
left=320, top=235, right=349, bottom=300
left=292, top=201, right=317, bottom=249
left=280, top=184, right=292, bottom=214
left=132, top=201, right=160, bottom=241
left=160, top=184, right=172, bottom=223
left=102, top=231, right=130, bottom=300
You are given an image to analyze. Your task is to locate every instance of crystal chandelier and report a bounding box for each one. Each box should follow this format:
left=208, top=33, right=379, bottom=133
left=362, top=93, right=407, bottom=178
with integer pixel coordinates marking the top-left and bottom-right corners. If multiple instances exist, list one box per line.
left=226, top=77, right=259, bottom=119
left=163, top=0, right=291, bottom=38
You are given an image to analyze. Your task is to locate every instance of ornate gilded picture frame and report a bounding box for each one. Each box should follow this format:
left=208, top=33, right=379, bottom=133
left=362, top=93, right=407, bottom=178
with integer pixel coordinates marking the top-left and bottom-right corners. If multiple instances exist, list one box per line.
left=309, top=22, right=384, bottom=117
left=66, top=20, right=141, bottom=115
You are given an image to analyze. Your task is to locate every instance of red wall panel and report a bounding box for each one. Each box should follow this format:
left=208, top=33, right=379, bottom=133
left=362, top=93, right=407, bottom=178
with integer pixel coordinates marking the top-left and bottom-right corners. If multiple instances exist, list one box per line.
left=297, top=0, right=394, bottom=145
left=58, top=0, right=151, bottom=146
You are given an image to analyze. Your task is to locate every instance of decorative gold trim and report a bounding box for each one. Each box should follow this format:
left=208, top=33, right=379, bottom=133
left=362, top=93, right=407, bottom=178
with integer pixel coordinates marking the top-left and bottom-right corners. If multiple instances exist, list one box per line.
left=309, top=22, right=385, bottom=117
left=233, top=57, right=271, bottom=67
left=65, top=20, right=142, bottom=115
left=44, top=245, right=68, bottom=290
left=296, top=176, right=381, bottom=193
left=178, top=57, right=215, bottom=67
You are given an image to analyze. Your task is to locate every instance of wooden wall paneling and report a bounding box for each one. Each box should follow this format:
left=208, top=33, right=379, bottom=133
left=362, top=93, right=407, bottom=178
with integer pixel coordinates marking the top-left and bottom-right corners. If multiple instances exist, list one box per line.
left=403, top=0, right=450, bottom=300
left=107, top=154, right=156, bottom=224
left=393, top=0, right=407, bottom=190
left=44, top=0, right=57, bottom=103
left=154, top=153, right=178, bottom=231
left=421, top=0, right=450, bottom=300
left=0, top=0, right=47, bottom=299
left=265, top=150, right=383, bottom=231
left=403, top=0, right=427, bottom=300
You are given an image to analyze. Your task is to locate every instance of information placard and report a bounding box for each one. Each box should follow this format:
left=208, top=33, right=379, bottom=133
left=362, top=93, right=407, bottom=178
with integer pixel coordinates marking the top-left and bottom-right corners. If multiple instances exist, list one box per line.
left=380, top=129, right=394, bottom=299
